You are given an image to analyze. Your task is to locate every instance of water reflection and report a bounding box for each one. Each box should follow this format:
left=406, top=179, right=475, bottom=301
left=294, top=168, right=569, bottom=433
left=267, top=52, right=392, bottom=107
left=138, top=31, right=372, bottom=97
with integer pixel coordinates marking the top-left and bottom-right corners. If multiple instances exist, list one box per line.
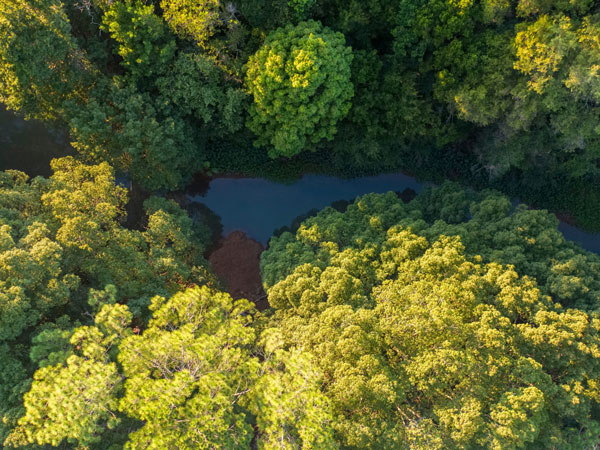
left=0, top=107, right=74, bottom=177
left=190, top=174, right=600, bottom=254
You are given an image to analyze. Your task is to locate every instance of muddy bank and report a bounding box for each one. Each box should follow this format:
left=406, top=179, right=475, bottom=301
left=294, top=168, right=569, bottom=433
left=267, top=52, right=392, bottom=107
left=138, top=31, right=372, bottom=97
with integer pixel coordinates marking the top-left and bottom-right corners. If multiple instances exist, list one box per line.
left=208, top=231, right=268, bottom=310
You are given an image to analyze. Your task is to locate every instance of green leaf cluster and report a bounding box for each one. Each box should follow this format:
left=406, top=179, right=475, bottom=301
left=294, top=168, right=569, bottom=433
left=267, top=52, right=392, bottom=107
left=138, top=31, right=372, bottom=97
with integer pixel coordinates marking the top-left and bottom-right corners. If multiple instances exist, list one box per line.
left=261, top=183, right=600, bottom=448
left=6, top=285, right=336, bottom=449
left=245, top=20, right=353, bottom=157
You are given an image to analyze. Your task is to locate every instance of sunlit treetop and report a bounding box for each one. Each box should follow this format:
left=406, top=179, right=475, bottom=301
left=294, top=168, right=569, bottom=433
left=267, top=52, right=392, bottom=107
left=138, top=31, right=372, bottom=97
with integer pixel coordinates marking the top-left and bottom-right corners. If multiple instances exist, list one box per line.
left=260, top=183, right=600, bottom=449
left=245, top=20, right=354, bottom=158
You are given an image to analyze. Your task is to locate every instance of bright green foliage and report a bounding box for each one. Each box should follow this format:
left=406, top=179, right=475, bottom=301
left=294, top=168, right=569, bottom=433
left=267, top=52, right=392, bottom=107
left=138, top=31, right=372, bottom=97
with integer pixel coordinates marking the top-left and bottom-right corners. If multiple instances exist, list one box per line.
left=6, top=283, right=335, bottom=449
left=261, top=184, right=600, bottom=448
left=156, top=51, right=246, bottom=133
left=5, top=283, right=340, bottom=449
left=0, top=169, right=78, bottom=343
left=38, top=157, right=210, bottom=305
left=248, top=329, right=337, bottom=449
left=264, top=184, right=600, bottom=312
left=6, top=289, right=131, bottom=448
left=0, top=221, right=78, bottom=342
left=509, top=12, right=600, bottom=177
left=0, top=157, right=211, bottom=444
left=160, top=0, right=237, bottom=49
left=245, top=20, right=353, bottom=157
left=0, top=0, right=93, bottom=120
left=118, top=286, right=258, bottom=449
left=101, top=0, right=176, bottom=80
left=514, top=15, right=575, bottom=96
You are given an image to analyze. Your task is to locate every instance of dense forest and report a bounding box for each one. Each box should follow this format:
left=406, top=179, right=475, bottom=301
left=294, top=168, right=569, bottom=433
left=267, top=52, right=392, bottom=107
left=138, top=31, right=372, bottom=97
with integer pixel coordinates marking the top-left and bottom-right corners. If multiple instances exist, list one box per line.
left=2, top=0, right=600, bottom=224
left=1, top=0, right=600, bottom=448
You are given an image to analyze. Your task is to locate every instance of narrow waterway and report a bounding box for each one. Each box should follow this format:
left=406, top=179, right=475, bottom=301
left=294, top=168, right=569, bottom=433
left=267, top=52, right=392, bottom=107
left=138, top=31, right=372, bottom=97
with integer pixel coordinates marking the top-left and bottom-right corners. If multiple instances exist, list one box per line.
left=0, top=108, right=74, bottom=176
left=187, top=174, right=426, bottom=244
left=0, top=107, right=599, bottom=254
left=188, top=175, right=600, bottom=254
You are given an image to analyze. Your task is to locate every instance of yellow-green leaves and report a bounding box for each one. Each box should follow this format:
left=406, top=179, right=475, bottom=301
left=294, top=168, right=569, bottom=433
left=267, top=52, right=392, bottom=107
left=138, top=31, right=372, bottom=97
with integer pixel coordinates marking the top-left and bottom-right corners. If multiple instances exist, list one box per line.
left=261, top=184, right=600, bottom=449
left=514, top=15, right=577, bottom=95
left=119, top=286, right=258, bottom=449
left=0, top=158, right=213, bottom=446
left=247, top=339, right=337, bottom=450
left=160, top=0, right=234, bottom=49
left=245, top=20, right=353, bottom=157
left=6, top=298, right=131, bottom=448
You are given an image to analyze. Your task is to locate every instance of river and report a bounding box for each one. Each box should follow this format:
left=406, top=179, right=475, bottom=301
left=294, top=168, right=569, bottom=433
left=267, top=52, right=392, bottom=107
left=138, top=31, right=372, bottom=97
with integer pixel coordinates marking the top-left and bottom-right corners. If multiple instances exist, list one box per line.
left=1, top=107, right=599, bottom=254
left=0, top=108, right=74, bottom=176
left=188, top=176, right=600, bottom=253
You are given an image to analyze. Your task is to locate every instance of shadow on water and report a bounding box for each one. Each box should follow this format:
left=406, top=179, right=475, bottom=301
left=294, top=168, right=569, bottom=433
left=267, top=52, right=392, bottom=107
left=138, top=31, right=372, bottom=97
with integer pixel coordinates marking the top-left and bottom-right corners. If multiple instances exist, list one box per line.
left=0, top=108, right=74, bottom=177
left=188, top=174, right=600, bottom=255
left=187, top=174, right=428, bottom=245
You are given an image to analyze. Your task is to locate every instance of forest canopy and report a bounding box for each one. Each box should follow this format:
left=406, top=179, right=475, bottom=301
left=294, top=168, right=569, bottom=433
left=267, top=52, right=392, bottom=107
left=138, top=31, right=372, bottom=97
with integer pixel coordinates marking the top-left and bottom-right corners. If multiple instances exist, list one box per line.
left=1, top=0, right=600, bottom=447
left=1, top=0, right=600, bottom=210
left=260, top=183, right=600, bottom=449
left=1, top=176, right=599, bottom=449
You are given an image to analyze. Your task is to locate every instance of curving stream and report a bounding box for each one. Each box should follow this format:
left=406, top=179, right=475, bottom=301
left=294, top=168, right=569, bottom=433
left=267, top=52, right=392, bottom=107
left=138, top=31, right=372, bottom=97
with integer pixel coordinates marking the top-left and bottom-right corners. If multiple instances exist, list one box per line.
left=189, top=175, right=600, bottom=254
left=0, top=108, right=599, bottom=254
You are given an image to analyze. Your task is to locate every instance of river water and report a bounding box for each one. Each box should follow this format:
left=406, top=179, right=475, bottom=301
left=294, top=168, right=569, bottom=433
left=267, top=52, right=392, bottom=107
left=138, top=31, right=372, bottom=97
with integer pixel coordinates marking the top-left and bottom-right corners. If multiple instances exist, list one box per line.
left=1, top=107, right=599, bottom=254
left=0, top=108, right=74, bottom=176
left=188, top=176, right=600, bottom=253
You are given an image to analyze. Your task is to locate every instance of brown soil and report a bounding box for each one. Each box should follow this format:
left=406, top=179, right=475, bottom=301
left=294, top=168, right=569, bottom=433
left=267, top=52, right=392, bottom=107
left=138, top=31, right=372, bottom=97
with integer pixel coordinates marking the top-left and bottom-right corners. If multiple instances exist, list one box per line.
left=208, top=231, right=269, bottom=310
left=553, top=211, right=577, bottom=226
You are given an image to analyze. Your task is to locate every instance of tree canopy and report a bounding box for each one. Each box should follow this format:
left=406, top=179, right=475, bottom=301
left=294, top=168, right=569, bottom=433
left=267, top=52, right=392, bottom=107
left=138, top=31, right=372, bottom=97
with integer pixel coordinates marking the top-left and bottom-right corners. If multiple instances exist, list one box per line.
left=260, top=183, right=600, bottom=449
left=5, top=285, right=336, bottom=449
left=2, top=0, right=600, bottom=445
left=245, top=20, right=353, bottom=157
left=0, top=157, right=212, bottom=443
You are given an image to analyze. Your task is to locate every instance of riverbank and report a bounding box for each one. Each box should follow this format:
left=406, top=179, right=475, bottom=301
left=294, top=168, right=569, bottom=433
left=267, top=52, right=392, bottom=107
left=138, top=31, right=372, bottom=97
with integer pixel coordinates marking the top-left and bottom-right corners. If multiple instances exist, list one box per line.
left=208, top=231, right=268, bottom=310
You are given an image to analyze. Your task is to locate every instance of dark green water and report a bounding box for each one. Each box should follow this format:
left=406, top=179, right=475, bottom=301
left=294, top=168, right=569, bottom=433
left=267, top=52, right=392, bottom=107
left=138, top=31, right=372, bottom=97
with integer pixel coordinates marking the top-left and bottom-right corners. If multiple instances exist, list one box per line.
left=188, top=176, right=600, bottom=254
left=0, top=108, right=74, bottom=176
left=0, top=108, right=598, bottom=254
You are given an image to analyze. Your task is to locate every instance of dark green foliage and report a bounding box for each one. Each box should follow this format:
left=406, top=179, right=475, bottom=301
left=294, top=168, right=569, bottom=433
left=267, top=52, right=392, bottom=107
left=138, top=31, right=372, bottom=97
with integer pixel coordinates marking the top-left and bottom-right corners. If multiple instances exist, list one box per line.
left=68, top=80, right=200, bottom=190
left=3, top=0, right=600, bottom=448
left=0, top=0, right=94, bottom=120
left=155, top=51, right=247, bottom=134
left=2, top=0, right=600, bottom=224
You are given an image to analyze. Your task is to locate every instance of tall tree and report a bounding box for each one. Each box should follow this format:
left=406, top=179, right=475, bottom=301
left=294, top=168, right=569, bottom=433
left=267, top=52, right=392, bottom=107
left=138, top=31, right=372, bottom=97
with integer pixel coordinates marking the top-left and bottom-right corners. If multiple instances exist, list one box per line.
left=245, top=20, right=354, bottom=157
left=261, top=184, right=600, bottom=449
